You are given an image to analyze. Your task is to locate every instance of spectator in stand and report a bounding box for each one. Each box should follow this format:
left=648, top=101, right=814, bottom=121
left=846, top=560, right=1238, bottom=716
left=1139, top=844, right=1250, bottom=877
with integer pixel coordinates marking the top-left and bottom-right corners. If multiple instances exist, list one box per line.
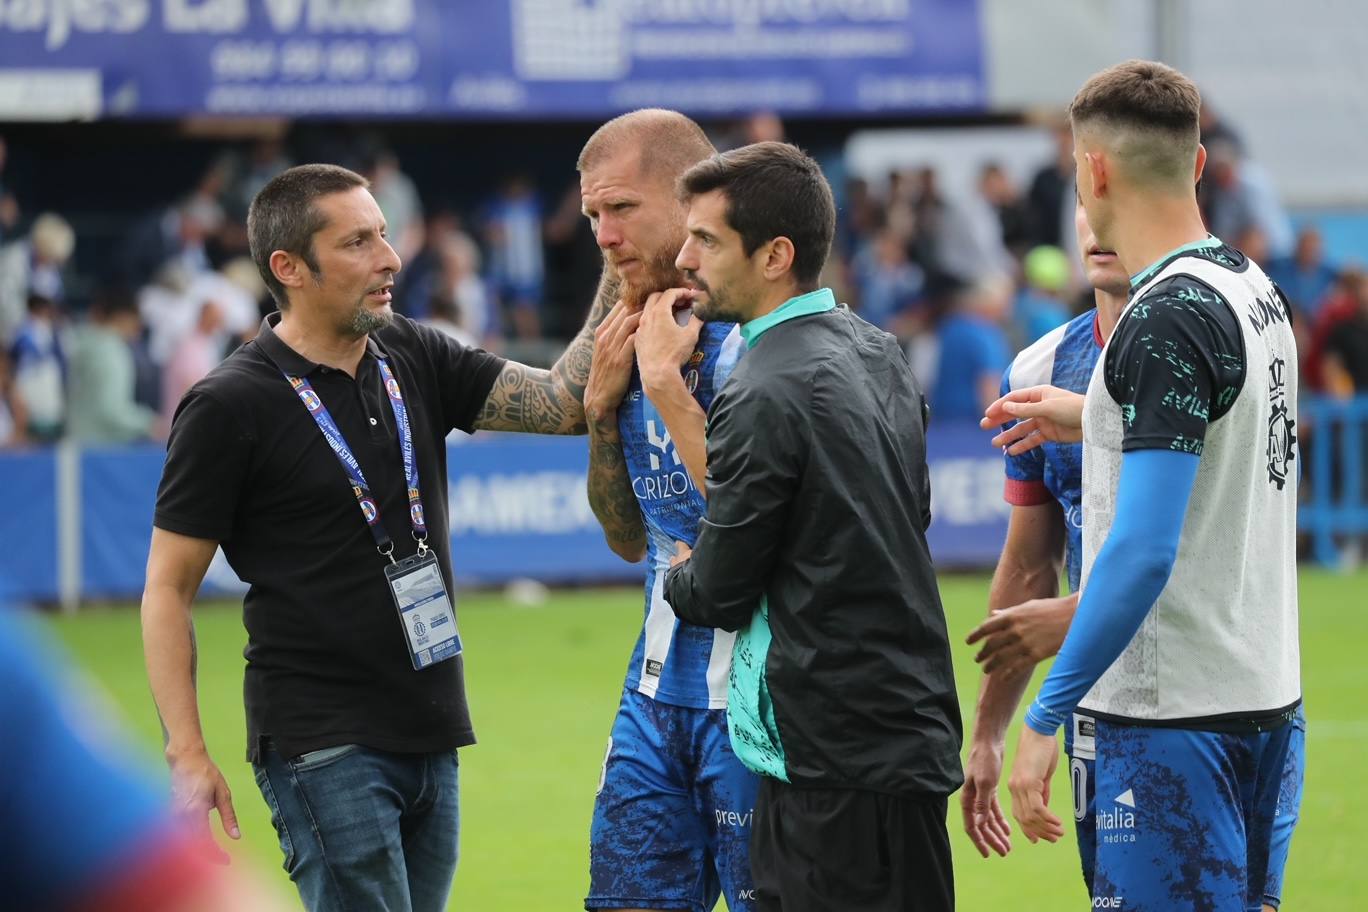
left=1322, top=270, right=1368, bottom=397
left=1026, top=121, right=1075, bottom=250
left=1201, top=139, right=1294, bottom=260
left=935, top=180, right=1015, bottom=289
left=980, top=162, right=1031, bottom=257
left=853, top=226, right=925, bottom=340
left=122, top=190, right=224, bottom=291
left=1015, top=245, right=1073, bottom=344
left=9, top=291, right=67, bottom=442
left=0, top=136, right=19, bottom=245
left=66, top=290, right=159, bottom=444
left=932, top=277, right=1012, bottom=422
left=484, top=174, right=545, bottom=339
left=1270, top=226, right=1340, bottom=321
left=226, top=139, right=292, bottom=220
left=160, top=300, right=226, bottom=431
left=422, top=290, right=478, bottom=350
left=438, top=230, right=497, bottom=345
left=0, top=212, right=75, bottom=344
left=365, top=147, right=425, bottom=265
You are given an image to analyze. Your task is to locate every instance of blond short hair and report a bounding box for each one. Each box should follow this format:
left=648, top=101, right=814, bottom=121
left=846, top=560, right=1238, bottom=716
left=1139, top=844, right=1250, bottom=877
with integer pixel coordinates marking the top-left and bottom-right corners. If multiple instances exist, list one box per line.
left=577, top=108, right=715, bottom=184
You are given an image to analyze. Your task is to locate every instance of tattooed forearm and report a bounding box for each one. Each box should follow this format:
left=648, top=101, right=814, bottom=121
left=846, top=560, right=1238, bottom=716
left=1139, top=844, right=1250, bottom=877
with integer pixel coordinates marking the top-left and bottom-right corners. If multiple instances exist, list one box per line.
left=587, top=420, right=647, bottom=561
left=551, top=266, right=621, bottom=405
left=475, top=265, right=620, bottom=435
left=473, top=362, right=586, bottom=434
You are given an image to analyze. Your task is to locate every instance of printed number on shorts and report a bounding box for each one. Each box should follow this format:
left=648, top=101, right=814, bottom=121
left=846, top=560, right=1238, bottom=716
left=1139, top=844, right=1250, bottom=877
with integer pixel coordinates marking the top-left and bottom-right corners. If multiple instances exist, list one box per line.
left=1070, top=757, right=1088, bottom=823
left=596, top=737, right=613, bottom=796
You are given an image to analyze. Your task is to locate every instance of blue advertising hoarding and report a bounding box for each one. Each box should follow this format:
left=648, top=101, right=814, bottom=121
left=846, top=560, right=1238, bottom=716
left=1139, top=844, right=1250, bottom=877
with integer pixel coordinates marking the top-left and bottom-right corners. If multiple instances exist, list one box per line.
left=0, top=0, right=984, bottom=119
left=0, top=423, right=1008, bottom=603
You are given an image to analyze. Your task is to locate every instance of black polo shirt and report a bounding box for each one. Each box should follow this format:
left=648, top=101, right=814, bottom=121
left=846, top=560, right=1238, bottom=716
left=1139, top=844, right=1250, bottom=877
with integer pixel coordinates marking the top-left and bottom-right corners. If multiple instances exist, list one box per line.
left=154, top=313, right=505, bottom=762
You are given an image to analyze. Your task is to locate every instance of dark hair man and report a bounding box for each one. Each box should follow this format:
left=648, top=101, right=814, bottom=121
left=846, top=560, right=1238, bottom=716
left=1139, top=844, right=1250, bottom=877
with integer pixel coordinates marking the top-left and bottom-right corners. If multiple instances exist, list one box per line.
left=1005, top=61, right=1302, bottom=912
left=662, top=142, right=963, bottom=912
left=142, top=163, right=616, bottom=911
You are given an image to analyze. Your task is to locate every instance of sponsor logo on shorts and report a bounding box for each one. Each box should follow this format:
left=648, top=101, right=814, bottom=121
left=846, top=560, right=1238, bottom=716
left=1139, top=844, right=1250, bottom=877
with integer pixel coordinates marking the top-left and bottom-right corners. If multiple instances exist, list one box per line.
left=1093, top=897, right=1124, bottom=909
left=715, top=807, right=753, bottom=828
left=1096, top=788, right=1137, bottom=844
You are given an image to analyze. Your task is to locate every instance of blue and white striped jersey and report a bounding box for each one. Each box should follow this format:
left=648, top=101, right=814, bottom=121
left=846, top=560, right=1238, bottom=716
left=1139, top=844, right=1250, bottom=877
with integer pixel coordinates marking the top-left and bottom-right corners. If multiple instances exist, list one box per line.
left=619, top=321, right=746, bottom=709
left=1000, top=309, right=1103, bottom=592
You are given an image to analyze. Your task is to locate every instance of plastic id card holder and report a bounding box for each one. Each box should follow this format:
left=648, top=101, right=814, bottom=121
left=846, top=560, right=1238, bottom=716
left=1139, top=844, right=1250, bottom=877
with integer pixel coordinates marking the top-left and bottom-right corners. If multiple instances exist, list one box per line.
left=385, top=551, right=462, bottom=670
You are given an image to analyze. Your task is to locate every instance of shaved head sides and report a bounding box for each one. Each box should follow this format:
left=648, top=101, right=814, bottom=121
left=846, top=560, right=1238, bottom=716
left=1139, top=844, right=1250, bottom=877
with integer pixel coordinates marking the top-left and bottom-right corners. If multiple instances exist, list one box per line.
left=1070, top=60, right=1202, bottom=189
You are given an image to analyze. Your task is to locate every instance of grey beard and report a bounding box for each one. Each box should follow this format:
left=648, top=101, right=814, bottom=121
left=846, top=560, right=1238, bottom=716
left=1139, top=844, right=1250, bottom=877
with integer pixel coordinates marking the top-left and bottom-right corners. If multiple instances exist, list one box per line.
left=348, top=304, right=394, bottom=336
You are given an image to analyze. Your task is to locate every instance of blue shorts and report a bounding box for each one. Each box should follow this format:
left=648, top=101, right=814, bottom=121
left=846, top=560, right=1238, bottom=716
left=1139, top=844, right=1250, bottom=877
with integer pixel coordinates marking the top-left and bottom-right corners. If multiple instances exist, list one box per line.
left=1066, top=708, right=1304, bottom=912
left=586, top=688, right=759, bottom=912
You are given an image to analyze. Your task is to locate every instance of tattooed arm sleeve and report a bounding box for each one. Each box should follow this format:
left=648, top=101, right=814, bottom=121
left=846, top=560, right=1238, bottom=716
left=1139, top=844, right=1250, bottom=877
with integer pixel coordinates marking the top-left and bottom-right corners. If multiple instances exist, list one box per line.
left=472, top=267, right=620, bottom=435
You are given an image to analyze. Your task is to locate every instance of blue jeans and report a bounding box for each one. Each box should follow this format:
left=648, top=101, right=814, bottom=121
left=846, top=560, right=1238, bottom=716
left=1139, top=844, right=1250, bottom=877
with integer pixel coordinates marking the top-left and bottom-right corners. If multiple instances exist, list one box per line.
left=253, top=743, right=459, bottom=912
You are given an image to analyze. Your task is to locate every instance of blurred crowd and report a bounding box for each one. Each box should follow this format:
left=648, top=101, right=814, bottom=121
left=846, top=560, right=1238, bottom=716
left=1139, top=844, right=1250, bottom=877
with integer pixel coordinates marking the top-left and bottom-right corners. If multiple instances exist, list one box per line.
left=1, top=109, right=1366, bottom=453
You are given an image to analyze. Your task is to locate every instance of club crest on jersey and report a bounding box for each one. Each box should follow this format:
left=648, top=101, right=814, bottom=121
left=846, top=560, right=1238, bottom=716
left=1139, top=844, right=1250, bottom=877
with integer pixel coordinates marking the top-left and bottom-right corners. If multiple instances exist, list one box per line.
left=1265, top=357, right=1296, bottom=490
left=685, top=368, right=700, bottom=394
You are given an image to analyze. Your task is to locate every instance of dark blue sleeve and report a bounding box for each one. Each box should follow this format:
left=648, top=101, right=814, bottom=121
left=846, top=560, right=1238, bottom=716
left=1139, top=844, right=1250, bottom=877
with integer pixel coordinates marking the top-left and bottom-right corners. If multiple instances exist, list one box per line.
left=1024, top=449, right=1200, bottom=734
left=0, top=610, right=170, bottom=909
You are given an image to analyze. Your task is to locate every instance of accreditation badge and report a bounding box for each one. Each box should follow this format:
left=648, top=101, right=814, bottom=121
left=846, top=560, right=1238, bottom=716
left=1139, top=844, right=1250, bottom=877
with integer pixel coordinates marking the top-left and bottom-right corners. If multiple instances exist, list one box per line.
left=384, top=550, right=461, bottom=670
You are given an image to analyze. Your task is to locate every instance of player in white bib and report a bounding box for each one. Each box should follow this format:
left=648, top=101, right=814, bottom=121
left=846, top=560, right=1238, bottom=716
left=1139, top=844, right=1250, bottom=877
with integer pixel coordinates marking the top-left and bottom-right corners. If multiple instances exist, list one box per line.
left=1001, top=61, right=1302, bottom=912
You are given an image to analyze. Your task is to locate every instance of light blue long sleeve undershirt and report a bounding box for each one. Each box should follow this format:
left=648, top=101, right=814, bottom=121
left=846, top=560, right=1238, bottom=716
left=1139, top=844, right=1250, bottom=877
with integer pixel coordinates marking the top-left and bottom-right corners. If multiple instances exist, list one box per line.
left=1025, top=448, right=1201, bottom=736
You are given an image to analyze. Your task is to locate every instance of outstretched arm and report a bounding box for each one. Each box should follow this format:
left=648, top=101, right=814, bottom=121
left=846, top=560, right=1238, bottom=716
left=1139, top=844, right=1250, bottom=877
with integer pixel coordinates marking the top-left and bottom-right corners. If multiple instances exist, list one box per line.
left=473, top=267, right=620, bottom=434
left=982, top=385, right=1086, bottom=455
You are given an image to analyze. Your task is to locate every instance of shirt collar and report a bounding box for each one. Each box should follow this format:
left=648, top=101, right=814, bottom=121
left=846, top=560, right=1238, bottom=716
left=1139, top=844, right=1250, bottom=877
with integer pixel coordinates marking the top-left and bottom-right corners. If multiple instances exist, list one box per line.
left=1129, top=236, right=1223, bottom=290
left=255, top=311, right=388, bottom=377
left=740, top=287, right=837, bottom=346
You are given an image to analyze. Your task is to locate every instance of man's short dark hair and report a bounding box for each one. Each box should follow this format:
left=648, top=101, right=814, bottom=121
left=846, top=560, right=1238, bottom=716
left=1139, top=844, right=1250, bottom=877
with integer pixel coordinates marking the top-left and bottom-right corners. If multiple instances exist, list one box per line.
left=1070, top=60, right=1202, bottom=188
left=679, top=142, right=835, bottom=289
left=248, top=164, right=369, bottom=308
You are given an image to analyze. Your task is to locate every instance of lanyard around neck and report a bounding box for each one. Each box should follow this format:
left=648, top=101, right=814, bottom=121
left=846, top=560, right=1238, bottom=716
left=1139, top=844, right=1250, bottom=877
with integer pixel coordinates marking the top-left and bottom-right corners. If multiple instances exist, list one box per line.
left=283, top=357, right=429, bottom=563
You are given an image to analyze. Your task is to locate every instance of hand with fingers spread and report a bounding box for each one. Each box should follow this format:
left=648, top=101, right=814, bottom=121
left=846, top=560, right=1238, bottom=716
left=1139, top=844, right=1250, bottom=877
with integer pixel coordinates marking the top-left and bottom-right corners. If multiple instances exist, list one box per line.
left=967, top=593, right=1078, bottom=678
left=168, top=747, right=239, bottom=864
left=1008, top=728, right=1065, bottom=845
left=961, top=741, right=1014, bottom=858
left=637, top=289, right=703, bottom=396
left=584, top=299, right=642, bottom=428
left=981, top=385, right=1086, bottom=455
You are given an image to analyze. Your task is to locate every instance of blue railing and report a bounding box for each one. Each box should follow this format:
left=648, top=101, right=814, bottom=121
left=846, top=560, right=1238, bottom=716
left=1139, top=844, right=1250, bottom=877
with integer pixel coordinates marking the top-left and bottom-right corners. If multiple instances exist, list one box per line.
left=1302, top=395, right=1368, bottom=567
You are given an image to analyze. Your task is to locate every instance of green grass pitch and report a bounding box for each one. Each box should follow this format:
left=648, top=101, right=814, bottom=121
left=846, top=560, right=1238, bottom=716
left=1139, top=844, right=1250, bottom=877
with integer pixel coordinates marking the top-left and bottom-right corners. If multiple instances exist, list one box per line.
left=41, top=569, right=1367, bottom=909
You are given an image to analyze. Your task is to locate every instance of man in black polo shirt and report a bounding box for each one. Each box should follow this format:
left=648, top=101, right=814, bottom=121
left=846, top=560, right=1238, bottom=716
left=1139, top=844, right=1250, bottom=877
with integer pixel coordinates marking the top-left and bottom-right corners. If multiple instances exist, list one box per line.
left=662, top=143, right=962, bottom=912
left=142, top=164, right=614, bottom=912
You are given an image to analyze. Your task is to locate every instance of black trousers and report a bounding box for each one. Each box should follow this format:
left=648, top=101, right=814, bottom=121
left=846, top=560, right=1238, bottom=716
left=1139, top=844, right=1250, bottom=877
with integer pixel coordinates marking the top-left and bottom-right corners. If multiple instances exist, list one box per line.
left=750, top=777, right=954, bottom=912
